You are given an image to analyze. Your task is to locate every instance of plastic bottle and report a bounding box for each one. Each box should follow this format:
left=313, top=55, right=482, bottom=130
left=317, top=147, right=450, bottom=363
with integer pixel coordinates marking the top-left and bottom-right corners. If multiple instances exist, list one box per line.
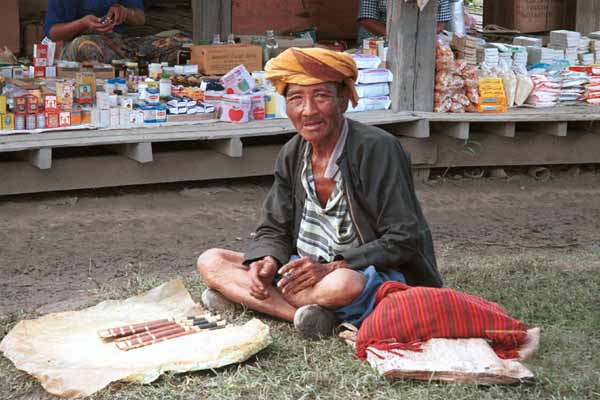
left=212, top=34, right=222, bottom=45
left=264, top=30, right=279, bottom=64
left=227, top=33, right=236, bottom=44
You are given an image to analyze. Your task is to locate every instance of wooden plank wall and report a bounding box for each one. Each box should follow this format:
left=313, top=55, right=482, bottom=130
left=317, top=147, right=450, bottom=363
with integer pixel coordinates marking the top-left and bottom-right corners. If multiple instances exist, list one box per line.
left=387, top=0, right=437, bottom=112
left=576, top=0, right=600, bottom=35
left=231, top=0, right=359, bottom=40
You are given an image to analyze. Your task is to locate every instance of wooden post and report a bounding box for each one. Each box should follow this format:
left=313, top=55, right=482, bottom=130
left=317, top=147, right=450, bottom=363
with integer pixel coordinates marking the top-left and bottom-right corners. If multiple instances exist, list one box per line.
left=576, top=0, right=600, bottom=35
left=192, top=0, right=232, bottom=43
left=387, top=0, right=438, bottom=112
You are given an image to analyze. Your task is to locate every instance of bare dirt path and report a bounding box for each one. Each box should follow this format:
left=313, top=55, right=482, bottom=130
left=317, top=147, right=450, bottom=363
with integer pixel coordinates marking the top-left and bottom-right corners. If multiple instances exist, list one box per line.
left=1, top=170, right=599, bottom=316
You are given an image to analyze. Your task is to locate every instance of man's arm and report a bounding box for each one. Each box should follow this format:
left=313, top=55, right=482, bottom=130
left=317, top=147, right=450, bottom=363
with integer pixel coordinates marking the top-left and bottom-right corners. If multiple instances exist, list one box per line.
left=339, top=134, right=441, bottom=287
left=108, top=1, right=146, bottom=26
left=357, top=0, right=386, bottom=37
left=243, top=142, right=296, bottom=267
left=357, top=19, right=386, bottom=37
left=437, top=0, right=452, bottom=32
left=49, top=16, right=113, bottom=41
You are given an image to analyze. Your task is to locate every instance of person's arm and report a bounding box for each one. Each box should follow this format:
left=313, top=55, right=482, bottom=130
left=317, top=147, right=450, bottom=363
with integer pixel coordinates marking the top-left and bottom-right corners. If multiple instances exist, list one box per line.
left=437, top=0, right=452, bottom=32
left=243, top=141, right=297, bottom=267
left=49, top=15, right=113, bottom=41
left=339, top=134, right=441, bottom=287
left=357, top=19, right=386, bottom=37
left=106, top=3, right=146, bottom=27
left=357, top=0, right=386, bottom=37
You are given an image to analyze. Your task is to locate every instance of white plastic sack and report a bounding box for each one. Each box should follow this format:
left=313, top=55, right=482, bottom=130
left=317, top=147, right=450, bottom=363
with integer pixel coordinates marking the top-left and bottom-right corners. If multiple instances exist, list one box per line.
left=0, top=279, right=271, bottom=398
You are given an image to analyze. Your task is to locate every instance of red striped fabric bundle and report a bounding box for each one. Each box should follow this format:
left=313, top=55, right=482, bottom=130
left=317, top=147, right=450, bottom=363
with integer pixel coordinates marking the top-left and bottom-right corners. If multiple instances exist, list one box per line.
left=356, top=281, right=528, bottom=360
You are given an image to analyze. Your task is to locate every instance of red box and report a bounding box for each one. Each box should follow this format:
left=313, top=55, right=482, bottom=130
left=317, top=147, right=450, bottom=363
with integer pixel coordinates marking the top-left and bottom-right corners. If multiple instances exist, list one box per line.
left=33, top=44, right=48, bottom=59
left=14, top=96, right=27, bottom=114
left=26, top=95, right=38, bottom=113
left=45, top=112, right=59, bottom=128
left=31, top=66, right=46, bottom=78
left=44, top=95, right=58, bottom=112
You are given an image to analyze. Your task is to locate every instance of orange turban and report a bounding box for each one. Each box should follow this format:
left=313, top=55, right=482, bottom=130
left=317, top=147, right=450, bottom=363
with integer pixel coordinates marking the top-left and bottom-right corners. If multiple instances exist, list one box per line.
left=264, top=47, right=359, bottom=107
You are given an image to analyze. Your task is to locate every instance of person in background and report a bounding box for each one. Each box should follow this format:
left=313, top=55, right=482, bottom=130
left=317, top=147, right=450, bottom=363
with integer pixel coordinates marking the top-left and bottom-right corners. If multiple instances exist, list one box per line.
left=357, top=0, right=452, bottom=44
left=44, top=0, right=145, bottom=63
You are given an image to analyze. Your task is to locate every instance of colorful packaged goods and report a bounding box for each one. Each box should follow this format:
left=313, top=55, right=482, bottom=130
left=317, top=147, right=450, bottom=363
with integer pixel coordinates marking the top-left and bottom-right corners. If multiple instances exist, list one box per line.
left=477, top=78, right=508, bottom=113
left=434, top=40, right=479, bottom=113
left=219, top=94, right=251, bottom=123
left=45, top=112, right=59, bottom=128
left=25, top=114, right=37, bottom=130
left=74, top=72, right=96, bottom=104
left=220, top=64, right=255, bottom=95
left=2, top=113, right=15, bottom=130
left=56, top=82, right=74, bottom=109
left=59, top=111, right=71, bottom=127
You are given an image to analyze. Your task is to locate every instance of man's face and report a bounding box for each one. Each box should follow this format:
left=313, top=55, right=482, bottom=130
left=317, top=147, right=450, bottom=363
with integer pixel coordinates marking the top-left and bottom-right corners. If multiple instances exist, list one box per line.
left=285, top=82, right=349, bottom=143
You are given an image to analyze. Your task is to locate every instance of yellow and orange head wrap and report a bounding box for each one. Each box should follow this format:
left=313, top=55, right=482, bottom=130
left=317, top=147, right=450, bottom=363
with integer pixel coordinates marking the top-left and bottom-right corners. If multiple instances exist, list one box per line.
left=264, top=47, right=359, bottom=107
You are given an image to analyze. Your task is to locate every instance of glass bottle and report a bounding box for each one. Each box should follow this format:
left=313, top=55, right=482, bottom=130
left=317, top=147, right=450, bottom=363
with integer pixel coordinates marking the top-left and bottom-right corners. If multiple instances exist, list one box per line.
left=264, top=30, right=279, bottom=64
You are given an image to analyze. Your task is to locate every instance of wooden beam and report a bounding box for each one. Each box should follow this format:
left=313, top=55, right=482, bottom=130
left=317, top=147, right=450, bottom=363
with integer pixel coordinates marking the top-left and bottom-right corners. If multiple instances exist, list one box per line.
left=576, top=0, right=600, bottom=35
left=19, top=148, right=52, bottom=170
left=521, top=122, right=568, bottom=137
left=387, top=0, right=438, bottom=112
left=471, top=122, right=515, bottom=138
left=431, top=122, right=470, bottom=140
left=384, top=120, right=430, bottom=138
left=207, top=137, right=243, bottom=157
left=192, top=0, right=232, bottom=43
left=116, top=142, right=154, bottom=163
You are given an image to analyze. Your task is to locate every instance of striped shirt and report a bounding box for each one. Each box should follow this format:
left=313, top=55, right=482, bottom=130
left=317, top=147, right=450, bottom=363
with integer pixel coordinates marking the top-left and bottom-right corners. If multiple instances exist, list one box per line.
left=357, top=0, right=452, bottom=43
left=296, top=120, right=359, bottom=263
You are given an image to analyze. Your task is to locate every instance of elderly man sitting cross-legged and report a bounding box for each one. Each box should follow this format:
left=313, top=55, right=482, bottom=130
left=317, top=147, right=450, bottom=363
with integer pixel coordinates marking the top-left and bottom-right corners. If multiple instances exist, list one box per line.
left=197, top=48, right=442, bottom=339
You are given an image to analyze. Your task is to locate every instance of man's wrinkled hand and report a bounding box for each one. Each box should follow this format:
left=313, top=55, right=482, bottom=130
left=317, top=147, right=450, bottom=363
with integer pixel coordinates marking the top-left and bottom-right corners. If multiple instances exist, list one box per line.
left=276, top=256, right=336, bottom=295
left=80, top=15, right=113, bottom=33
left=107, top=4, right=129, bottom=26
left=248, top=256, right=278, bottom=300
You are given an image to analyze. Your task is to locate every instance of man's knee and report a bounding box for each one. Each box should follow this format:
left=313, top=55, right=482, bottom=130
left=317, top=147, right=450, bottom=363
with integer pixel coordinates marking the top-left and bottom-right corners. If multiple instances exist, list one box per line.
left=315, top=269, right=366, bottom=309
left=196, top=248, right=227, bottom=287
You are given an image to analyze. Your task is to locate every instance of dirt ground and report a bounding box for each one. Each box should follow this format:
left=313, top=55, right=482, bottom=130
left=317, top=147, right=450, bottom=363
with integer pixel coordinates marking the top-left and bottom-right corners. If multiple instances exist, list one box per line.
left=1, top=168, right=599, bottom=317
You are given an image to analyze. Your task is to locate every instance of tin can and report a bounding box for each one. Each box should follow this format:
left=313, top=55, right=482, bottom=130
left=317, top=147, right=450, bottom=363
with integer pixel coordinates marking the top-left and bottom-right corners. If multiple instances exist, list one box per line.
left=37, top=113, right=46, bottom=129
left=25, top=114, right=37, bottom=130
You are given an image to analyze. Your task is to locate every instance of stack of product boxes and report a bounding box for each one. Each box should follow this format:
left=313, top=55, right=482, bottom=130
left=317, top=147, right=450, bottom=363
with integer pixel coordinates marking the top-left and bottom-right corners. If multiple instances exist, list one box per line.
left=348, top=54, right=392, bottom=113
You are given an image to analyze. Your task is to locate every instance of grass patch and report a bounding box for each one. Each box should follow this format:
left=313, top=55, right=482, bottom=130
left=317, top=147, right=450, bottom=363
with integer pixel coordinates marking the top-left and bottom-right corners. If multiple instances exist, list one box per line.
left=1, top=250, right=599, bottom=400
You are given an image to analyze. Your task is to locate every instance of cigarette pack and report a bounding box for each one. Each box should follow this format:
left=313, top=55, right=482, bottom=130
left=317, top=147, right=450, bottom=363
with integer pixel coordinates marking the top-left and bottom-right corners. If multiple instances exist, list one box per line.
left=25, top=113, right=37, bottom=130
left=70, top=109, right=82, bottom=125
left=33, top=44, right=48, bottom=60
left=36, top=113, right=46, bottom=129
left=2, top=113, right=15, bottom=130
left=56, top=82, right=74, bottom=109
left=45, top=112, right=59, bottom=128
left=29, top=66, right=46, bottom=78
left=15, top=96, right=27, bottom=114
left=44, top=95, right=58, bottom=112
left=81, top=109, right=92, bottom=124
left=26, top=95, right=39, bottom=114
left=59, top=111, right=71, bottom=127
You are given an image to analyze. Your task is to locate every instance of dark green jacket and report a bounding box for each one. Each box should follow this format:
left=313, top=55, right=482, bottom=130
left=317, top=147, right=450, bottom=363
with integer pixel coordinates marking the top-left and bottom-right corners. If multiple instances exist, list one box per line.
left=244, top=119, right=442, bottom=287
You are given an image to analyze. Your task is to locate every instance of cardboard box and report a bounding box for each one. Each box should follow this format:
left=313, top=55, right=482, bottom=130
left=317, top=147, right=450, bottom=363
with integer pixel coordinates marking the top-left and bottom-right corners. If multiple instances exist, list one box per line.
left=0, top=96, right=6, bottom=114
left=484, top=0, right=574, bottom=33
left=0, top=0, right=20, bottom=54
left=191, top=44, right=262, bottom=75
